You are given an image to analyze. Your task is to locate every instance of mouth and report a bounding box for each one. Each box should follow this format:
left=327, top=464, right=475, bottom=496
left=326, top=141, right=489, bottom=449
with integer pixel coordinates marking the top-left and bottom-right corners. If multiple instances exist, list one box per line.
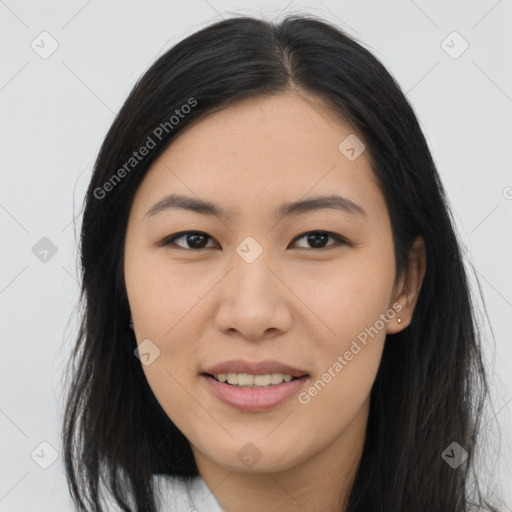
left=202, top=359, right=309, bottom=380
left=200, top=373, right=310, bottom=412
left=201, top=372, right=308, bottom=389
left=199, top=360, right=310, bottom=412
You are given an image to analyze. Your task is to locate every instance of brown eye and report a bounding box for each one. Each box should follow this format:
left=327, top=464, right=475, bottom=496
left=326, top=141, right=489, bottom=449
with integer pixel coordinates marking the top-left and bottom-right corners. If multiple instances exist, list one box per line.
left=161, top=231, right=216, bottom=250
left=291, top=231, right=347, bottom=250
left=160, top=230, right=347, bottom=251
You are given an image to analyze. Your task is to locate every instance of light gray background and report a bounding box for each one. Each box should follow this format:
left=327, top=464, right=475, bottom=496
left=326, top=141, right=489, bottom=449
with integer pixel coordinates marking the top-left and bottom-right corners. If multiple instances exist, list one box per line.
left=1, top=0, right=511, bottom=510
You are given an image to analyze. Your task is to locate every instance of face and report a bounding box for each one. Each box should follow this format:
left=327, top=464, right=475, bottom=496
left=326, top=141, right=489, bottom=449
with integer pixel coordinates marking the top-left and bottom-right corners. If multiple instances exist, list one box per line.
left=124, top=93, right=410, bottom=475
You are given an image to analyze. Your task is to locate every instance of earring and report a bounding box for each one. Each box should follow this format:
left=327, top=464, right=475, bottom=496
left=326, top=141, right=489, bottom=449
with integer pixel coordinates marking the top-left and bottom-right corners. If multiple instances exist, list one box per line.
left=129, top=319, right=134, bottom=329
left=397, top=317, right=402, bottom=324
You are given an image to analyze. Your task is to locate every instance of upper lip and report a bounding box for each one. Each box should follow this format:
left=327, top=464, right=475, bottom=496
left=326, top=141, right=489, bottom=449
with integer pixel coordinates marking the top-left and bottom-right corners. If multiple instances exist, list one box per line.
left=202, top=359, right=309, bottom=378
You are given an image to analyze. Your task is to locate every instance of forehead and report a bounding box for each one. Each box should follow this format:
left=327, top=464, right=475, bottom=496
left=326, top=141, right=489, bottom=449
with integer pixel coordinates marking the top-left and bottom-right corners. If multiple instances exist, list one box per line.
left=131, top=93, right=386, bottom=225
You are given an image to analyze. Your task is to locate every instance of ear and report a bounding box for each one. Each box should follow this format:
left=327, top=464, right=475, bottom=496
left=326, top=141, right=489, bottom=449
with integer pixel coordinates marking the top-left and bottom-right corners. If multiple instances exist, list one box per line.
left=387, top=236, right=427, bottom=334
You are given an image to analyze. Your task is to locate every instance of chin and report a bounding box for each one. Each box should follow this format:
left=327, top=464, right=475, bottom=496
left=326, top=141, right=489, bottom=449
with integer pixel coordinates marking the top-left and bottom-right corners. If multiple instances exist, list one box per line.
left=200, top=436, right=308, bottom=473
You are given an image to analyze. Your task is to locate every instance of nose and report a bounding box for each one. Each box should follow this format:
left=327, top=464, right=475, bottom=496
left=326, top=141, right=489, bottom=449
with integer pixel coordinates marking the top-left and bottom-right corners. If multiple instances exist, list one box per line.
left=213, top=257, right=293, bottom=342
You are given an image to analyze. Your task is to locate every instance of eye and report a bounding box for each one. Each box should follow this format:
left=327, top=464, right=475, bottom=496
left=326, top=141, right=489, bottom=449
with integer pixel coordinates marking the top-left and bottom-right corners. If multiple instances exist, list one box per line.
left=291, top=231, right=347, bottom=250
left=160, top=231, right=217, bottom=250
left=159, top=230, right=348, bottom=251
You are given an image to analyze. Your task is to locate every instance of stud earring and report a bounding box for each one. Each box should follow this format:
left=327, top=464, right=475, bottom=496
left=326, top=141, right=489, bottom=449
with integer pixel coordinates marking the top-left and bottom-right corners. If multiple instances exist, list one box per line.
left=397, top=317, right=402, bottom=324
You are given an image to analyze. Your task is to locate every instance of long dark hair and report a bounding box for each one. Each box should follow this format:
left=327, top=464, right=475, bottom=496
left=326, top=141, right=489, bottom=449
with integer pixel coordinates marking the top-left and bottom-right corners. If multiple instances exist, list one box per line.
left=61, top=13, right=500, bottom=511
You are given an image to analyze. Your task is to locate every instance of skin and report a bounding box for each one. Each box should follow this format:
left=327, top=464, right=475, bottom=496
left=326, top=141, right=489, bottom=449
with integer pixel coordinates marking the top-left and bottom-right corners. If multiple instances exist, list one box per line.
left=124, top=92, right=426, bottom=512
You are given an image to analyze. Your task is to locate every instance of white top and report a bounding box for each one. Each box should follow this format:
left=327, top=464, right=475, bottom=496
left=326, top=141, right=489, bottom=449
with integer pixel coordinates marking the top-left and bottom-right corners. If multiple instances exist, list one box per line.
left=153, top=474, right=225, bottom=512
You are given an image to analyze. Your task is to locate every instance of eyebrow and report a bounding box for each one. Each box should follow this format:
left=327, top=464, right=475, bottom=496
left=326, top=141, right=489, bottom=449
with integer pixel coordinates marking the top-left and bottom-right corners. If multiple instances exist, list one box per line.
left=144, top=193, right=367, bottom=221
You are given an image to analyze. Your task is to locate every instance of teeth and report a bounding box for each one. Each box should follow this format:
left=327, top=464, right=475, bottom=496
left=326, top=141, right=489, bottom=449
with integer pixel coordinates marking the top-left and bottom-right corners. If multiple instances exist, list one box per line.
left=214, top=373, right=296, bottom=387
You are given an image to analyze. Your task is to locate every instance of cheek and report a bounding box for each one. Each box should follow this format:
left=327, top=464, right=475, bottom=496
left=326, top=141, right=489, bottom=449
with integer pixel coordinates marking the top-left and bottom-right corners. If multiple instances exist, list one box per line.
left=141, top=362, right=203, bottom=445
left=296, top=264, right=391, bottom=427
left=125, top=250, right=212, bottom=335
left=126, top=240, right=395, bottom=351
left=299, top=251, right=394, bottom=403
left=301, top=254, right=395, bottom=339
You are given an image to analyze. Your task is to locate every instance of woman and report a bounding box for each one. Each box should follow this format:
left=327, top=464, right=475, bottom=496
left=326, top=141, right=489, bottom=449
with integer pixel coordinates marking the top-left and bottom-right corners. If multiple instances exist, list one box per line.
left=62, top=14, right=501, bottom=512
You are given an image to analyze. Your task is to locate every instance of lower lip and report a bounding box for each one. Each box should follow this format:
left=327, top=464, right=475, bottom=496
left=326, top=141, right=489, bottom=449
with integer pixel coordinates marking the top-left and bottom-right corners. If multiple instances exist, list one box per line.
left=200, top=374, right=309, bottom=412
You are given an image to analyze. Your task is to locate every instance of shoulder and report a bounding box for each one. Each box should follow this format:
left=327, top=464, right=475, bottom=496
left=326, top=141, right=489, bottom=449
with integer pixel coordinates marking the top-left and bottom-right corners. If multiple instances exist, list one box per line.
left=153, top=474, right=225, bottom=512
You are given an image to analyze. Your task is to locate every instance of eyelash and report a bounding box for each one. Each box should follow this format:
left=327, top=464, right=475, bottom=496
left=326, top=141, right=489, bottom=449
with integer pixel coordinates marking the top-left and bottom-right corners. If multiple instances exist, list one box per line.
left=158, top=230, right=349, bottom=251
